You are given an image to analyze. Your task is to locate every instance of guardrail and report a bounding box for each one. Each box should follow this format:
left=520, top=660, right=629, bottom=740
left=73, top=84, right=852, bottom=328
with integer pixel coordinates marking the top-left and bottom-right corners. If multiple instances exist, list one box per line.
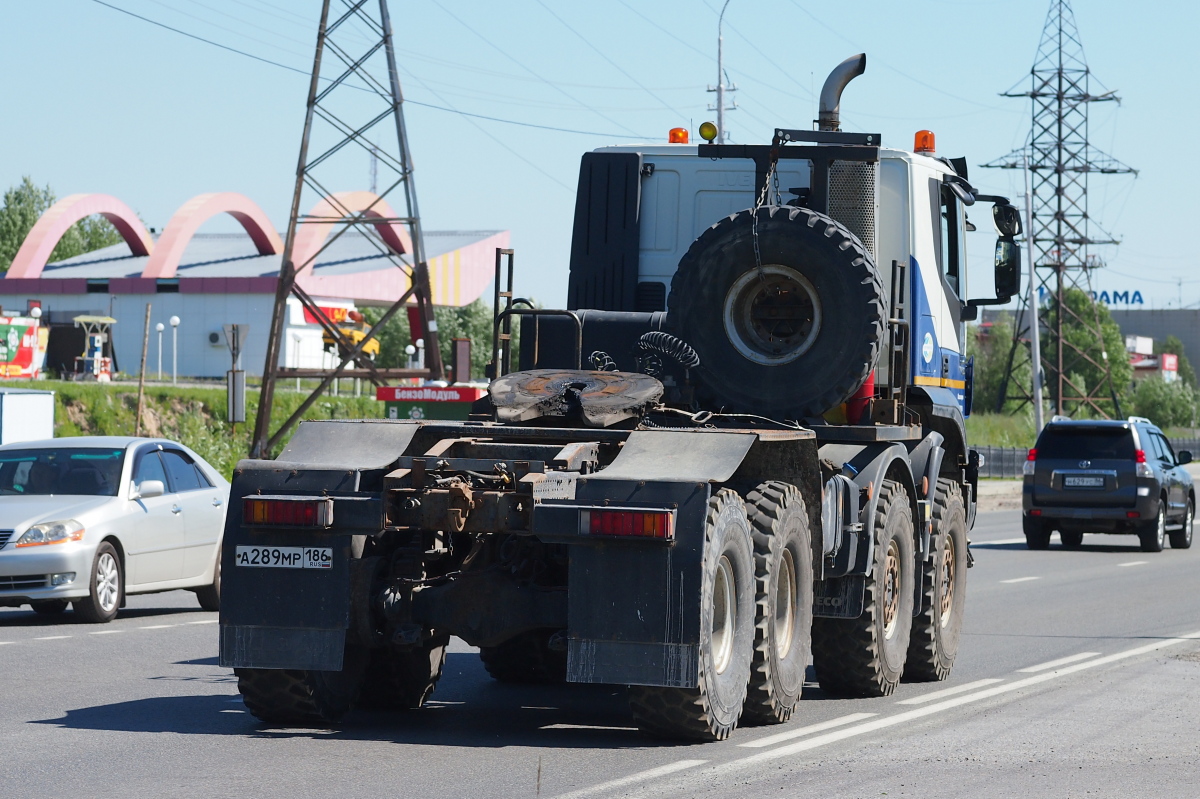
left=973, top=437, right=1200, bottom=480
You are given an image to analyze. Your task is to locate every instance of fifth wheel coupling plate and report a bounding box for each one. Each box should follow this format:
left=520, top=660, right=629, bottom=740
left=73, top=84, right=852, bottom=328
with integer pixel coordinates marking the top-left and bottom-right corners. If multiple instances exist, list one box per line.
left=489, top=369, right=663, bottom=428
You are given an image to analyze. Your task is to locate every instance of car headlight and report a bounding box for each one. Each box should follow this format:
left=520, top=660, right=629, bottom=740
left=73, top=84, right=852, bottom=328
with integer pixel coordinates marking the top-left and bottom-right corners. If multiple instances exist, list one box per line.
left=15, top=519, right=85, bottom=548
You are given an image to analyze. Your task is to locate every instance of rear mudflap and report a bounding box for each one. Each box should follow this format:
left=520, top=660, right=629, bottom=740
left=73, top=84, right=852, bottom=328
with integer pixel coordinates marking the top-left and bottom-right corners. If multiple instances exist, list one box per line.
left=219, top=529, right=357, bottom=671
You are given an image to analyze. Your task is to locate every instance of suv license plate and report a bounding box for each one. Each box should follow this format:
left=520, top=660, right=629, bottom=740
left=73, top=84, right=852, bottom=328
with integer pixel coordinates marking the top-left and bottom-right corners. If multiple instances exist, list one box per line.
left=234, top=546, right=333, bottom=569
left=1064, top=476, right=1105, bottom=488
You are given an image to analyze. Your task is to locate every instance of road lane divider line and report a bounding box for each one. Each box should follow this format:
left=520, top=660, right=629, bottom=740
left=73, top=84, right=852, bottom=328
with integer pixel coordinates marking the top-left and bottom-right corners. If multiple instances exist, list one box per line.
left=1000, top=576, right=1040, bottom=584
left=972, top=537, right=1027, bottom=546
left=895, top=678, right=1003, bottom=705
left=0, top=641, right=13, bottom=646
left=89, top=630, right=123, bottom=635
left=621, top=631, right=1200, bottom=798
left=553, top=760, right=708, bottom=799
left=1118, top=561, right=1148, bottom=567
left=33, top=635, right=71, bottom=640
left=737, top=712, right=877, bottom=748
left=186, top=619, right=219, bottom=625
left=139, top=624, right=176, bottom=629
left=1017, top=652, right=1101, bottom=673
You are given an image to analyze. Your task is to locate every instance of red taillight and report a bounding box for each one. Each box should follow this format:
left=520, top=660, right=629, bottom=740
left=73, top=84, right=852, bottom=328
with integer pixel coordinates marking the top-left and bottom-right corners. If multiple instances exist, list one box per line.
left=1027, top=448, right=1037, bottom=461
left=585, top=509, right=673, bottom=540
left=243, top=497, right=334, bottom=527
left=1126, top=511, right=1141, bottom=519
left=1135, top=449, right=1147, bottom=463
left=1030, top=509, right=1042, bottom=516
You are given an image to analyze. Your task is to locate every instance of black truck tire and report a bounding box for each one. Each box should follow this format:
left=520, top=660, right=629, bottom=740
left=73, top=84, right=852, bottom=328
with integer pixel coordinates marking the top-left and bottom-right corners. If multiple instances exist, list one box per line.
left=812, top=480, right=915, bottom=697
left=741, top=481, right=813, bottom=725
left=362, top=634, right=449, bottom=709
left=479, top=629, right=567, bottom=684
left=905, top=479, right=967, bottom=682
left=667, top=205, right=885, bottom=419
left=1023, top=516, right=1051, bottom=550
left=629, top=489, right=756, bottom=741
left=1139, top=501, right=1167, bottom=553
left=1169, top=501, right=1193, bottom=549
left=235, top=647, right=367, bottom=724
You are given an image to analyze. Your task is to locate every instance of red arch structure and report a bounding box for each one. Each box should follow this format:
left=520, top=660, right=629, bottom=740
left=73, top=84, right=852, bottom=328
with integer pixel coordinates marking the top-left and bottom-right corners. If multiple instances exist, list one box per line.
left=291, top=190, right=413, bottom=277
left=6, top=194, right=154, bottom=279
left=142, top=192, right=282, bottom=279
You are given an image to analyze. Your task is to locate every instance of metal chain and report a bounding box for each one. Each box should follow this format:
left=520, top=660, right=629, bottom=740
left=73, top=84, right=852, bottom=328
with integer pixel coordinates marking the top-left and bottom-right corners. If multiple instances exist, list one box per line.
left=751, top=158, right=778, bottom=279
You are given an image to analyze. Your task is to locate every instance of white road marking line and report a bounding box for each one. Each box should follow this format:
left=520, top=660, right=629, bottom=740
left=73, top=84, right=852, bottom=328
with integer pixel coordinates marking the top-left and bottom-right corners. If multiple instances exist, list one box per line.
left=0, top=641, right=14, bottom=646
left=553, top=760, right=708, bottom=799
left=624, top=631, right=1200, bottom=797
left=895, top=678, right=1003, bottom=705
left=89, top=630, right=123, bottom=635
left=1018, top=651, right=1101, bottom=673
left=977, top=536, right=1027, bottom=545
left=139, top=624, right=176, bottom=629
left=33, top=636, right=70, bottom=640
left=1000, top=576, right=1040, bottom=584
left=186, top=619, right=219, bottom=625
left=738, top=712, right=877, bottom=748
left=1118, top=560, right=1148, bottom=567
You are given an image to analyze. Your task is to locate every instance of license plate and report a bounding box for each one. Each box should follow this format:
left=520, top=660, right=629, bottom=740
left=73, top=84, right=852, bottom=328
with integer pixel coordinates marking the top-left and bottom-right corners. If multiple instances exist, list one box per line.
left=234, top=546, right=333, bottom=569
left=1064, top=476, right=1105, bottom=488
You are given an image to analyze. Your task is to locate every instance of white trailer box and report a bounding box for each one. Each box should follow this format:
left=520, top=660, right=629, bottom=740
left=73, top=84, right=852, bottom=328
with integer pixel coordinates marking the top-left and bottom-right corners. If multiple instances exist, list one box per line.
left=0, top=388, right=55, bottom=445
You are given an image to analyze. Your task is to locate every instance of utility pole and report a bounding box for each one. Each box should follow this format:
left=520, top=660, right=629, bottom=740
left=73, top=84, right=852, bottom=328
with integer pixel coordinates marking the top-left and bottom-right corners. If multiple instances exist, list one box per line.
left=250, top=0, right=441, bottom=459
left=983, top=0, right=1136, bottom=420
left=707, top=0, right=737, bottom=143
left=1023, top=152, right=1044, bottom=431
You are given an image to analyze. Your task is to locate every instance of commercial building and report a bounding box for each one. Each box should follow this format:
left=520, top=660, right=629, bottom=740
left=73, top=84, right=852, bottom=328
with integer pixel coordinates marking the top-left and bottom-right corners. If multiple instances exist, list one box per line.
left=0, top=192, right=506, bottom=378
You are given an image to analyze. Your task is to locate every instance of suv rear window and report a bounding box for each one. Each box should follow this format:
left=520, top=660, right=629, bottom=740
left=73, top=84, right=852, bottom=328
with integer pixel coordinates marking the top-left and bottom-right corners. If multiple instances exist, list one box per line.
left=1037, top=426, right=1135, bottom=460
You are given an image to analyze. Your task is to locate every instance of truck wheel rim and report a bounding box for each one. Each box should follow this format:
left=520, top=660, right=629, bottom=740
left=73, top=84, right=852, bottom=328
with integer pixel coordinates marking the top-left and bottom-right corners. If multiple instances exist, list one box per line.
left=712, top=555, right=736, bottom=674
left=722, top=265, right=822, bottom=365
left=882, top=540, right=901, bottom=638
left=775, top=548, right=796, bottom=659
left=96, top=552, right=119, bottom=613
left=939, top=538, right=955, bottom=628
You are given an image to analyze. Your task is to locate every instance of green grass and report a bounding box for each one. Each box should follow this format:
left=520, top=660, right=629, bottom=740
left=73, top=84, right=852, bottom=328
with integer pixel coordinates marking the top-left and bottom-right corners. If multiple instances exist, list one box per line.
left=1, top=380, right=384, bottom=480
left=965, top=411, right=1038, bottom=449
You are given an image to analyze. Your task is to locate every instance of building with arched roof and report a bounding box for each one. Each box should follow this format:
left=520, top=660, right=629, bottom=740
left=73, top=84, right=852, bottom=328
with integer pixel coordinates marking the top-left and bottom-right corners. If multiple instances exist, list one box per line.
left=0, top=192, right=507, bottom=378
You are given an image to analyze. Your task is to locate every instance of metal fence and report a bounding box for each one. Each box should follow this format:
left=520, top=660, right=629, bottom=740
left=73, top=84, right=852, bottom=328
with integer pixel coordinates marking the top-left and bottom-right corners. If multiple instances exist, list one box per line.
left=974, top=437, right=1200, bottom=480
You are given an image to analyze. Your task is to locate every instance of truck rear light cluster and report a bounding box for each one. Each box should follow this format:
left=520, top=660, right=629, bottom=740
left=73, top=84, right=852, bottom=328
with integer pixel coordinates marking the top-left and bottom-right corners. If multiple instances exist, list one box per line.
left=243, top=497, right=334, bottom=528
left=583, top=509, right=674, bottom=540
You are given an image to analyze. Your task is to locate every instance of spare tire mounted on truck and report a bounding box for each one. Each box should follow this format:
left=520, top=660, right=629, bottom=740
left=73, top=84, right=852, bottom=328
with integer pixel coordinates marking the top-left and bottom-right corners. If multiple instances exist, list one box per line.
left=669, top=204, right=886, bottom=420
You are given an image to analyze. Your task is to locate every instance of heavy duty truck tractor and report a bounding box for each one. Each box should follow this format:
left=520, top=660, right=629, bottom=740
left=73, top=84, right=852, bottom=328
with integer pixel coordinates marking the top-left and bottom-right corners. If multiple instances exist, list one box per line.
left=219, top=54, right=1018, bottom=741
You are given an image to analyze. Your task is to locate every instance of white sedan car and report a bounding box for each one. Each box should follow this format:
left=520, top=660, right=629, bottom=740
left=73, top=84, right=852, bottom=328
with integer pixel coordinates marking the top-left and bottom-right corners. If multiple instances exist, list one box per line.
left=0, top=436, right=229, bottom=622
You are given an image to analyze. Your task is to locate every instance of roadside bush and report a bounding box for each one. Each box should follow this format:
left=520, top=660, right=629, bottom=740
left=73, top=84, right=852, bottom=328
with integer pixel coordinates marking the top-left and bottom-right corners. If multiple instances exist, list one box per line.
left=1130, top=377, right=1197, bottom=429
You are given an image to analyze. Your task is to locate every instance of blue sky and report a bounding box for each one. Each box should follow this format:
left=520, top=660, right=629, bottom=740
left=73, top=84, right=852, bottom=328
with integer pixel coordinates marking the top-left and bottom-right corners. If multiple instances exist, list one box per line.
left=1, top=1, right=1194, bottom=309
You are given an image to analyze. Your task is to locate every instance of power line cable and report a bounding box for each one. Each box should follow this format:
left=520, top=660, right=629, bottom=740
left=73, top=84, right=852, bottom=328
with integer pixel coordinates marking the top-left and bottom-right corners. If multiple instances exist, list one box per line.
left=533, top=0, right=686, bottom=117
left=429, top=0, right=647, bottom=138
left=89, top=0, right=637, bottom=137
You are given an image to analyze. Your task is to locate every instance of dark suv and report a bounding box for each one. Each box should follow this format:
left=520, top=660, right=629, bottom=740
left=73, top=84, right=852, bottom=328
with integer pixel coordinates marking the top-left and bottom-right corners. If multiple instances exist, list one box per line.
left=1022, top=417, right=1194, bottom=552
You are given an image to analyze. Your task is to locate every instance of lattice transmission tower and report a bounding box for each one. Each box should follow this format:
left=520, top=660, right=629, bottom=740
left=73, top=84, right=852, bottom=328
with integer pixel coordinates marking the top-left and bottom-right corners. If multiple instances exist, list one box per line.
left=983, top=0, right=1136, bottom=420
left=251, top=0, right=442, bottom=458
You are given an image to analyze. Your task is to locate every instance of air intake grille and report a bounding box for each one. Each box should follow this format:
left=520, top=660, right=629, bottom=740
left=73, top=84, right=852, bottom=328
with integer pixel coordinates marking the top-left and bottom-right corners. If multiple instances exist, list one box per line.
left=0, top=530, right=11, bottom=551
left=828, top=160, right=878, bottom=259
left=0, top=575, right=48, bottom=591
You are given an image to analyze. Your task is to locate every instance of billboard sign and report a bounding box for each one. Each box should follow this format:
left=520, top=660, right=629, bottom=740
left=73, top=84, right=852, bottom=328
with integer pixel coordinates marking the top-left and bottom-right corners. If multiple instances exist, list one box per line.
left=0, top=317, right=47, bottom=378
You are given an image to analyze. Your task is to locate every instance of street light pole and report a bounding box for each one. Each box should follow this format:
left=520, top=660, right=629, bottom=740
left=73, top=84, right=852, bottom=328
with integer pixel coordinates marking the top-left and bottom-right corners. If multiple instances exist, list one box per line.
left=156, top=323, right=164, bottom=381
left=169, top=315, right=180, bottom=385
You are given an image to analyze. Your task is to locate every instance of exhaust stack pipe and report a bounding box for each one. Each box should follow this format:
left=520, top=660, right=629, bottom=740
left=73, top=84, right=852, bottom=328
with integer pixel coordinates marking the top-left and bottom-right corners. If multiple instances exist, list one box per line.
left=818, top=54, right=866, bottom=132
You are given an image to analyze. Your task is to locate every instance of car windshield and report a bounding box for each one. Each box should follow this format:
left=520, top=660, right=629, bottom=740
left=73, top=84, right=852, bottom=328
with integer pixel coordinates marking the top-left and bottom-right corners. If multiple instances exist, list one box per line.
left=0, top=448, right=125, bottom=496
left=1037, top=427, right=1135, bottom=460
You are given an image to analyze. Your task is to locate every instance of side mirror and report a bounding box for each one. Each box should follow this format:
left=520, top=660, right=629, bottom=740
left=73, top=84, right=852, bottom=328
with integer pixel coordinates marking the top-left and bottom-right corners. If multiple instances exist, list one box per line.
left=134, top=479, right=165, bottom=499
left=1178, top=451, right=1192, bottom=465
left=994, top=238, right=1021, bottom=300
left=993, top=202, right=1022, bottom=237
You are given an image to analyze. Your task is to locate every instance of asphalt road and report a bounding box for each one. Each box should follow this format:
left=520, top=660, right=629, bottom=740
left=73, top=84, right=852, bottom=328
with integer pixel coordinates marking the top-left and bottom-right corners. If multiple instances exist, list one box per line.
left=3, top=510, right=1199, bottom=799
